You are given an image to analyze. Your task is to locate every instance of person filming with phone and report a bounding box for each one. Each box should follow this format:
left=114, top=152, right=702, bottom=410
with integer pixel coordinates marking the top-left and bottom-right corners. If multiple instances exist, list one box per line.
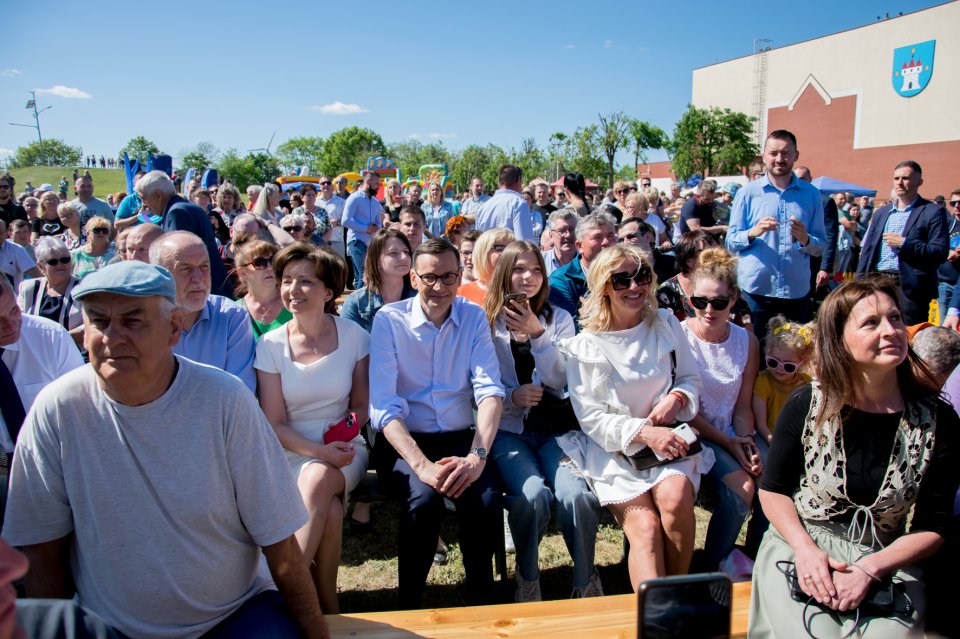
left=750, top=276, right=960, bottom=637
left=255, top=243, right=370, bottom=615
left=482, top=240, right=602, bottom=602
left=558, top=245, right=714, bottom=591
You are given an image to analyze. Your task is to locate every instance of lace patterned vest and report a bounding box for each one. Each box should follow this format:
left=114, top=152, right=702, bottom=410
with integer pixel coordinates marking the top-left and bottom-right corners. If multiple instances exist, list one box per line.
left=794, top=383, right=938, bottom=536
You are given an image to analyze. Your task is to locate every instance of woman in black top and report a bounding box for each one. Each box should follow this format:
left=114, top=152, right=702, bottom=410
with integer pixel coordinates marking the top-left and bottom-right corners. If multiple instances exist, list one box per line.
left=749, top=275, right=960, bottom=638
left=30, top=191, right=66, bottom=242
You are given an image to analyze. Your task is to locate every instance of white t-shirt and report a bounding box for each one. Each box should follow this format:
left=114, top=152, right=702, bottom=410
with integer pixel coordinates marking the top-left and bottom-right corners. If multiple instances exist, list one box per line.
left=3, top=357, right=307, bottom=639
left=0, top=240, right=37, bottom=292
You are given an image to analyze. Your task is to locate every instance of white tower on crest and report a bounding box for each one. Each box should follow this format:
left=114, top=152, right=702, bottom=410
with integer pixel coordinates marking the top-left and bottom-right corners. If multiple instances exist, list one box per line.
left=901, top=57, right=922, bottom=92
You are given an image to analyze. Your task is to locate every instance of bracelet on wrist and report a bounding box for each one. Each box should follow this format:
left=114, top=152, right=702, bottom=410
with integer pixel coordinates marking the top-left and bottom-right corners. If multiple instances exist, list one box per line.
left=851, top=562, right=881, bottom=582
left=669, top=391, right=686, bottom=408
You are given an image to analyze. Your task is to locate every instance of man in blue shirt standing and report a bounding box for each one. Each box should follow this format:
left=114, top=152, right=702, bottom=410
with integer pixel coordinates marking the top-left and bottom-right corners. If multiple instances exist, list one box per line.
left=726, top=130, right=825, bottom=330
left=476, top=165, right=535, bottom=241
left=370, top=239, right=504, bottom=609
left=343, top=172, right=383, bottom=289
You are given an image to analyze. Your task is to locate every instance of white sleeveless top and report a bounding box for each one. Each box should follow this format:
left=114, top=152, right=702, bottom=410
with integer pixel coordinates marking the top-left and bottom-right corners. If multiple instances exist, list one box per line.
left=681, top=320, right=749, bottom=438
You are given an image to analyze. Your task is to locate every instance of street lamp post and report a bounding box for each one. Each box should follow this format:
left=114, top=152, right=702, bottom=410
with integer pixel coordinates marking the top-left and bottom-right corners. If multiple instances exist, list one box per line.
left=9, top=90, right=53, bottom=165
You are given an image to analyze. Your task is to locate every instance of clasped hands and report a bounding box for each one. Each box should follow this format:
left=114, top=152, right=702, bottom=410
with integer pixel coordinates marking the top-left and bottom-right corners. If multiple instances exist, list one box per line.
left=794, top=543, right=875, bottom=612
left=417, top=454, right=485, bottom=499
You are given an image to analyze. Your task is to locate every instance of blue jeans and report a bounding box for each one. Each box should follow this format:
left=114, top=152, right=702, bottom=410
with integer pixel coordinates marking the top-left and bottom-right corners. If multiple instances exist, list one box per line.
left=701, top=435, right=769, bottom=570
left=491, top=430, right=600, bottom=587
left=202, top=591, right=301, bottom=639
left=347, top=239, right=367, bottom=289
left=938, top=281, right=956, bottom=324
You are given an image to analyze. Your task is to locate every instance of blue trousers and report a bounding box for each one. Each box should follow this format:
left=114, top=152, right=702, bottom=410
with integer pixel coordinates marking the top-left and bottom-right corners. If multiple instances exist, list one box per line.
left=347, top=240, right=367, bottom=289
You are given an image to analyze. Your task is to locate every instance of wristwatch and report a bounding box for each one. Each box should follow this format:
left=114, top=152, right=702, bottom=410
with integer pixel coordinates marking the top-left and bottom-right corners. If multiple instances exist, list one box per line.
left=468, top=447, right=488, bottom=460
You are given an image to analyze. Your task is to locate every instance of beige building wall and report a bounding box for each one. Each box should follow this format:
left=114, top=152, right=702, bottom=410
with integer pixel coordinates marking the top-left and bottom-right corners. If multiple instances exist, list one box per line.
left=691, top=1, right=960, bottom=148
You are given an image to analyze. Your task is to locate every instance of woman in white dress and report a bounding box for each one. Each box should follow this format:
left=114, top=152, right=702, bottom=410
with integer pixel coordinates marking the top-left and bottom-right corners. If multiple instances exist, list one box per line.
left=255, top=243, right=369, bottom=613
left=559, top=244, right=714, bottom=590
left=680, top=248, right=762, bottom=571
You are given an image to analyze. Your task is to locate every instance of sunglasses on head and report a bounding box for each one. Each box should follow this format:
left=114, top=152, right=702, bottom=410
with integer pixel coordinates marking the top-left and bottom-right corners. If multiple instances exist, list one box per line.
left=248, top=256, right=274, bottom=270
left=610, top=266, right=652, bottom=291
left=43, top=256, right=71, bottom=266
left=765, top=355, right=799, bottom=374
left=283, top=225, right=303, bottom=233
left=689, top=295, right=731, bottom=311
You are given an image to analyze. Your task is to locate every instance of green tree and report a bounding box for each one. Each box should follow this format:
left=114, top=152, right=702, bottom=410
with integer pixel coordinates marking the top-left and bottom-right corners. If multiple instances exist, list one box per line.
left=548, top=132, right=570, bottom=182
left=318, top=127, right=385, bottom=178
left=118, top=136, right=161, bottom=162
left=450, top=144, right=508, bottom=193
left=627, top=119, right=668, bottom=172
left=9, top=139, right=82, bottom=168
left=275, top=136, right=324, bottom=174
left=569, top=126, right=607, bottom=188
left=668, top=106, right=758, bottom=181
left=595, top=112, right=630, bottom=188
left=178, top=142, right=220, bottom=172
left=509, top=138, right=549, bottom=185
left=217, top=150, right=280, bottom=192
left=387, top=140, right=452, bottom=184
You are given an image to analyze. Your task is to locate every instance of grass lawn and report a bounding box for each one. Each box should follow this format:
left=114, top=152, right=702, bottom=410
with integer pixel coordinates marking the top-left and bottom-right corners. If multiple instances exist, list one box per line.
left=337, top=499, right=722, bottom=612
left=6, top=166, right=128, bottom=199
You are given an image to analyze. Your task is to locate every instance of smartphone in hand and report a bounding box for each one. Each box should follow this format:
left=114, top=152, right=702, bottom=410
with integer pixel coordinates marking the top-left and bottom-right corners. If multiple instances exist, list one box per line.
left=324, top=412, right=360, bottom=445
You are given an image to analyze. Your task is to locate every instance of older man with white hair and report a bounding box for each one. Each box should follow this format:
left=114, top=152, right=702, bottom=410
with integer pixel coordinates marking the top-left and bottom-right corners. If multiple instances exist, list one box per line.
left=136, top=170, right=233, bottom=298
left=150, top=231, right=256, bottom=393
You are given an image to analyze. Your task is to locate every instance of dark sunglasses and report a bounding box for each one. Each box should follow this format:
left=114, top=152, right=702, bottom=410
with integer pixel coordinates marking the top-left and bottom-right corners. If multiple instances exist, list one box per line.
left=43, top=256, right=71, bottom=266
left=614, top=188, right=629, bottom=194
left=248, top=256, right=274, bottom=270
left=765, top=355, right=799, bottom=374
left=283, top=226, right=303, bottom=233
left=319, top=181, right=332, bottom=185
left=950, top=200, right=960, bottom=208
left=689, top=295, right=731, bottom=311
left=610, top=266, right=652, bottom=291
left=0, top=184, right=10, bottom=189
left=91, top=227, right=110, bottom=235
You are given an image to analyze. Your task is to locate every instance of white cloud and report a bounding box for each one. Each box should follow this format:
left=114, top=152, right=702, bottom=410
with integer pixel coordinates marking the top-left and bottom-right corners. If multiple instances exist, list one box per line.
left=429, top=132, right=456, bottom=140
left=563, top=44, right=575, bottom=50
left=308, top=101, right=369, bottom=115
left=0, top=148, right=14, bottom=157
left=1, top=69, right=22, bottom=78
left=35, top=85, right=92, bottom=99
left=603, top=40, right=613, bottom=48
left=407, top=133, right=422, bottom=140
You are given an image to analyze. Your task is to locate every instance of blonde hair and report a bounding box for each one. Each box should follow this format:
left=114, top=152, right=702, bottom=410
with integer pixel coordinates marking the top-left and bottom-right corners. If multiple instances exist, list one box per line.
left=383, top=179, right=403, bottom=208
left=579, top=245, right=657, bottom=333
left=623, top=192, right=650, bottom=211
left=691, top=247, right=738, bottom=291
left=473, top=228, right=515, bottom=284
left=765, top=315, right=815, bottom=360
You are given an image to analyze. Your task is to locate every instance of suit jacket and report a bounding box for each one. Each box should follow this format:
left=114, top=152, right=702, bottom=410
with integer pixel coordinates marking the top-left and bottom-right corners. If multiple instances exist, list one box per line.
left=856, top=196, right=948, bottom=303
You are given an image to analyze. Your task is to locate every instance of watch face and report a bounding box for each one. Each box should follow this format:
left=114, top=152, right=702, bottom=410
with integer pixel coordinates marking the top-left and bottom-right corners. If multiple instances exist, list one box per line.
left=474, top=447, right=488, bottom=459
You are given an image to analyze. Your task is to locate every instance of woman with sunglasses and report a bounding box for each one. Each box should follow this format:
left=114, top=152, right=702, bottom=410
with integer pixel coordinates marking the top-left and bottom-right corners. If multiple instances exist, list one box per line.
left=680, top=248, right=763, bottom=571
left=279, top=213, right=308, bottom=243
left=657, top=230, right=753, bottom=331
left=31, top=191, right=67, bottom=243
left=17, top=236, right=84, bottom=346
left=750, top=276, right=960, bottom=637
left=70, top=217, right=116, bottom=280
left=381, top=179, right=404, bottom=228
left=483, top=240, right=601, bottom=601
left=233, top=236, right=291, bottom=339
left=457, top=228, right=514, bottom=306
left=560, top=245, right=713, bottom=590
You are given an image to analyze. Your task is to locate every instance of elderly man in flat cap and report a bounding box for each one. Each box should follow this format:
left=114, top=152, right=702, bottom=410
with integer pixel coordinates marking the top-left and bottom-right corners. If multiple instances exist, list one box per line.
left=1, top=261, right=329, bottom=639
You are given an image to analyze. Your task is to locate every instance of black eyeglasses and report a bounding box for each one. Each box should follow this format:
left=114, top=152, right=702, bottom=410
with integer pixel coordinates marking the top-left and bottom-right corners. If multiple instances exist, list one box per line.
left=765, top=355, right=799, bottom=374
left=248, top=256, right=274, bottom=270
left=950, top=200, right=960, bottom=208
left=689, top=295, right=731, bottom=311
left=610, top=266, right=652, bottom=290
left=416, top=270, right=460, bottom=286
left=319, top=181, right=332, bottom=186
left=43, top=256, right=71, bottom=266
left=91, top=227, right=110, bottom=235
left=615, top=189, right=629, bottom=194
left=0, top=184, right=10, bottom=189
left=283, top=226, right=303, bottom=233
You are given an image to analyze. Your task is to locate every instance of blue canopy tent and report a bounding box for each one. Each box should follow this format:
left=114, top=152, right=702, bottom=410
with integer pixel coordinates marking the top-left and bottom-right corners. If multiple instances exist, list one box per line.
left=811, top=177, right=876, bottom=197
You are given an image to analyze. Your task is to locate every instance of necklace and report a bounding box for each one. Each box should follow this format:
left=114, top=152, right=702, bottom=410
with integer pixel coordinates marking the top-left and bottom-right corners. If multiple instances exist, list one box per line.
left=249, top=295, right=281, bottom=324
left=695, top=317, right=730, bottom=344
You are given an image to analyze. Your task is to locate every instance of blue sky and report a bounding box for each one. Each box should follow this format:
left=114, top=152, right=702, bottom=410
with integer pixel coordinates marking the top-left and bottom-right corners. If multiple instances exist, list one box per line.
left=1, top=0, right=947, bottom=167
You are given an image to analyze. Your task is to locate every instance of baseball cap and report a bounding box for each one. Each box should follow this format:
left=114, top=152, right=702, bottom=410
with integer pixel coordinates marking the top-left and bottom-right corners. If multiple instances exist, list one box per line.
left=73, top=261, right=177, bottom=304
left=720, top=182, right=741, bottom=197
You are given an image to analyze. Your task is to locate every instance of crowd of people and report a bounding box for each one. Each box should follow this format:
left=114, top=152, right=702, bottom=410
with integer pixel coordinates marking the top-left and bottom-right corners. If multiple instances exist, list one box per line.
left=1, top=126, right=959, bottom=638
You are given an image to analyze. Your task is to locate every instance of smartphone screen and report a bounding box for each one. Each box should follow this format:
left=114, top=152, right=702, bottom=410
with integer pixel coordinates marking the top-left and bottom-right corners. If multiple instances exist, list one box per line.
left=638, top=573, right=731, bottom=639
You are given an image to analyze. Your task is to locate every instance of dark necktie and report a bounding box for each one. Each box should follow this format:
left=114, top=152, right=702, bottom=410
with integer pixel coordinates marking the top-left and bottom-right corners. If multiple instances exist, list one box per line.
left=0, top=348, right=27, bottom=445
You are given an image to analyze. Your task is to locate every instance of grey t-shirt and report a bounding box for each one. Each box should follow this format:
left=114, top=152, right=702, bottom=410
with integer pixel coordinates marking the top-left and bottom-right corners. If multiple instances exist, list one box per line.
left=72, top=197, right=115, bottom=225
left=3, top=356, right=307, bottom=639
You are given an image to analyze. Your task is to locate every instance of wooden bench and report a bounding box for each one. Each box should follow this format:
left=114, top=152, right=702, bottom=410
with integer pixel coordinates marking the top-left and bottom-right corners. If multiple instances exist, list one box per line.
left=325, top=580, right=751, bottom=638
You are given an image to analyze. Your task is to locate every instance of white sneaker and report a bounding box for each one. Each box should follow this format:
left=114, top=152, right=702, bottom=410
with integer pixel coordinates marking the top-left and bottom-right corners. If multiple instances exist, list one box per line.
left=515, top=573, right=542, bottom=603
left=503, top=512, right=515, bottom=553
left=571, top=570, right=604, bottom=598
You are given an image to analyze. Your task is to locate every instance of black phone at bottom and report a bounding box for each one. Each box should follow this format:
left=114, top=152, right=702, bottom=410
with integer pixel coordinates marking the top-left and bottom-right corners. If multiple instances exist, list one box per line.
left=637, top=572, right=732, bottom=639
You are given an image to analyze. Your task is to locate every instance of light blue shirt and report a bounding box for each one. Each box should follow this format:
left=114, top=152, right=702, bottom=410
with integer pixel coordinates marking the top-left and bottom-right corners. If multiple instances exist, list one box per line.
left=342, top=191, right=383, bottom=246
left=725, top=174, right=825, bottom=299
left=876, top=199, right=916, bottom=272
left=369, top=296, right=505, bottom=433
left=421, top=200, right=455, bottom=238
left=172, top=295, right=257, bottom=393
left=476, top=189, right=535, bottom=241
left=461, top=194, right=490, bottom=222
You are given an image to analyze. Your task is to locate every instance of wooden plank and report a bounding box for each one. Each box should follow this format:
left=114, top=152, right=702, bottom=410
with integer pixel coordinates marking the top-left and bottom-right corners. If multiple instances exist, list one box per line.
left=325, top=582, right=752, bottom=638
